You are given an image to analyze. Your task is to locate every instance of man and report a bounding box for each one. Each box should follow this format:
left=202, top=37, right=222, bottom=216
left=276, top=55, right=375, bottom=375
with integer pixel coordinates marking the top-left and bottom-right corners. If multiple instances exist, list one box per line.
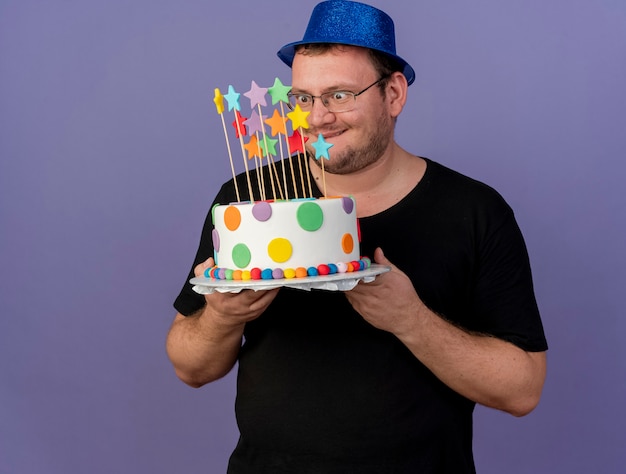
left=167, top=1, right=548, bottom=472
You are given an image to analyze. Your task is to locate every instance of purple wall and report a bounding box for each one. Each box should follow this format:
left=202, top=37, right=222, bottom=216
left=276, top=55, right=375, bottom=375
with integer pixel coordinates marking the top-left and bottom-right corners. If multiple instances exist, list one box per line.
left=1, top=1, right=624, bottom=472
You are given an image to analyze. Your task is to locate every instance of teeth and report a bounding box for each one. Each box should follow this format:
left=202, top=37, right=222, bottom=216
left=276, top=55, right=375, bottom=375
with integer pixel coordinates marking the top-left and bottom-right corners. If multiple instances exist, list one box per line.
left=318, top=131, right=341, bottom=139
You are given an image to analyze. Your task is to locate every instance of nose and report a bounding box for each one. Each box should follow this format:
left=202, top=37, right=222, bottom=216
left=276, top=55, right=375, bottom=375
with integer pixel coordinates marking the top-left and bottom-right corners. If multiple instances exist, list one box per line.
left=307, top=98, right=335, bottom=128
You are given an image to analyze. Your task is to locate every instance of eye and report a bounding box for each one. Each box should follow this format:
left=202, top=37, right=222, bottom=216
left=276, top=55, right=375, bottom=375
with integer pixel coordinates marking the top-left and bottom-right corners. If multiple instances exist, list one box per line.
left=295, top=94, right=312, bottom=105
left=330, top=91, right=350, bottom=102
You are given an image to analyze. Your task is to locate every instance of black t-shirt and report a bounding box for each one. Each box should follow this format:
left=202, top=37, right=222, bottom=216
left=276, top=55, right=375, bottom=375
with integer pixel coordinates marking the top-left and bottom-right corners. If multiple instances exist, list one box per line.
left=174, top=158, right=547, bottom=473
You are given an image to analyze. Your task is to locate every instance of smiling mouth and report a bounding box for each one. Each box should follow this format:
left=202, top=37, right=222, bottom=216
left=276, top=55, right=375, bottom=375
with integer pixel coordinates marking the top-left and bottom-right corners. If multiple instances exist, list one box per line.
left=310, top=129, right=344, bottom=140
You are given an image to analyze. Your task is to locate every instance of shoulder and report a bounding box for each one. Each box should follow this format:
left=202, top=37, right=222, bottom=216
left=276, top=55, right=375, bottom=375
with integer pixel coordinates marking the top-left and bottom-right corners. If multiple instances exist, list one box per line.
left=421, top=158, right=512, bottom=215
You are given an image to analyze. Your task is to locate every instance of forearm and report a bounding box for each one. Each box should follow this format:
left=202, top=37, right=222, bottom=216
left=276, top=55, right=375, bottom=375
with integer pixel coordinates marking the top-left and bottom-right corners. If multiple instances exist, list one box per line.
left=396, top=304, right=547, bottom=416
left=166, top=309, right=244, bottom=388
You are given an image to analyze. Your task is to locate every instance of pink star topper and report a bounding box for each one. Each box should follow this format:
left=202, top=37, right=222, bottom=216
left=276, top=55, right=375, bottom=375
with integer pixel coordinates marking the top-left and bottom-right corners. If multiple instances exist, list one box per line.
left=243, top=110, right=267, bottom=136
left=243, top=80, right=268, bottom=109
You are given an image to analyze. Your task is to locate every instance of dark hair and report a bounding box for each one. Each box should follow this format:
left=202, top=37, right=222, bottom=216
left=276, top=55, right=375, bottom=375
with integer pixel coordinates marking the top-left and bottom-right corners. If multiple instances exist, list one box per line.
left=295, top=43, right=402, bottom=92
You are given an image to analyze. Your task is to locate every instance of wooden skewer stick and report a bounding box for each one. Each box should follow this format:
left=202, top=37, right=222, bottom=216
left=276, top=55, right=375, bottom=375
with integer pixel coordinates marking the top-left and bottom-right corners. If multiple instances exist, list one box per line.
left=300, top=131, right=313, bottom=197
left=219, top=113, right=240, bottom=202
left=234, top=111, right=255, bottom=202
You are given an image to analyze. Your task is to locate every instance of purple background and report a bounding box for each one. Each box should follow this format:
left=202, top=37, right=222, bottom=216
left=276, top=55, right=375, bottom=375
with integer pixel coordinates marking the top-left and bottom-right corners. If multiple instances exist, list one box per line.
left=1, top=0, right=624, bottom=472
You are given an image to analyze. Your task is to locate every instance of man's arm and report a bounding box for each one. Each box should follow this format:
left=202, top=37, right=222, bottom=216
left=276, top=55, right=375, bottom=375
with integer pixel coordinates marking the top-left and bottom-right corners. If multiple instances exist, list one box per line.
left=346, top=248, right=547, bottom=417
left=394, top=306, right=546, bottom=417
left=166, top=310, right=245, bottom=388
left=166, top=258, right=279, bottom=388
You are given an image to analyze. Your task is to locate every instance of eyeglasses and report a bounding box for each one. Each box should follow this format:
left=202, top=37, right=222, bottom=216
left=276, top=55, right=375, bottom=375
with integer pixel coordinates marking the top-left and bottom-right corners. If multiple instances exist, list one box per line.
left=287, top=76, right=389, bottom=113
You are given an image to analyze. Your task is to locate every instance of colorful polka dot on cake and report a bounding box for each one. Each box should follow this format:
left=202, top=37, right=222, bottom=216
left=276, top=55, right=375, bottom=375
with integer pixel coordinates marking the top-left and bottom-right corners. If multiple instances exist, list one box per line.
left=341, top=233, right=354, bottom=253
left=232, top=243, right=251, bottom=268
left=297, top=201, right=323, bottom=231
left=341, top=196, right=354, bottom=214
left=212, top=229, right=220, bottom=252
left=252, top=201, right=272, bottom=221
left=224, top=206, right=241, bottom=231
left=268, top=237, right=292, bottom=263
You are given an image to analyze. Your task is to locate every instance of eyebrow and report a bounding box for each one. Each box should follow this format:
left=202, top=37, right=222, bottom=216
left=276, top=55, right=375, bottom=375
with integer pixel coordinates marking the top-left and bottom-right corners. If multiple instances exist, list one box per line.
left=291, top=82, right=359, bottom=95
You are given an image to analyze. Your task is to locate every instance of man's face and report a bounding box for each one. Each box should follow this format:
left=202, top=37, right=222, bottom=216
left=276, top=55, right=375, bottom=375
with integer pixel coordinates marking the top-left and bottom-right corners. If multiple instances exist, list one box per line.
left=291, top=46, right=395, bottom=175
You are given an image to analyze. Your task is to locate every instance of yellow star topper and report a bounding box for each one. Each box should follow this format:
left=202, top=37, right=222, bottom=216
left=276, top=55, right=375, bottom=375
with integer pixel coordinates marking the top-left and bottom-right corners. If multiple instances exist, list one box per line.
left=213, top=88, right=225, bottom=115
left=287, top=104, right=310, bottom=130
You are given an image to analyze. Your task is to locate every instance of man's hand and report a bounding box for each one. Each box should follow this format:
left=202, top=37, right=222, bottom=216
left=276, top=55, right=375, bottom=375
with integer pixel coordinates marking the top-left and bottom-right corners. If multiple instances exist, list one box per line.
left=346, top=247, right=425, bottom=337
left=345, top=248, right=546, bottom=416
left=195, top=257, right=279, bottom=329
left=166, top=258, right=279, bottom=387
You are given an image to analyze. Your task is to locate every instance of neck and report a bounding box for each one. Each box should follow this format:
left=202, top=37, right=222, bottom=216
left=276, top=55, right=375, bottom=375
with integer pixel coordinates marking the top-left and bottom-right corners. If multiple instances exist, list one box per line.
left=310, top=144, right=426, bottom=217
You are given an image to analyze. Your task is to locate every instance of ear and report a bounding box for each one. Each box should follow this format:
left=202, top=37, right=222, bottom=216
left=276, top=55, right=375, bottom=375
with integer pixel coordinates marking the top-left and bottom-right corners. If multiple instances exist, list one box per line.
left=386, top=71, right=408, bottom=118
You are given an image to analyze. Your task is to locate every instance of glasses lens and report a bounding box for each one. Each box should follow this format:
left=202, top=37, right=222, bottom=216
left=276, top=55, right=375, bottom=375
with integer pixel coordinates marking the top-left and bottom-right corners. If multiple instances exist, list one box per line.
left=323, top=91, right=355, bottom=113
left=287, top=90, right=361, bottom=113
left=287, top=94, right=297, bottom=110
left=289, top=94, right=313, bottom=110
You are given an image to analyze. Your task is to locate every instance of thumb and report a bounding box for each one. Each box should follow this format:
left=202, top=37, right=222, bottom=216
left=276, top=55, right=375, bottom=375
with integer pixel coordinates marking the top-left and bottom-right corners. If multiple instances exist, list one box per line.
left=194, top=256, right=215, bottom=277
left=373, top=247, right=392, bottom=266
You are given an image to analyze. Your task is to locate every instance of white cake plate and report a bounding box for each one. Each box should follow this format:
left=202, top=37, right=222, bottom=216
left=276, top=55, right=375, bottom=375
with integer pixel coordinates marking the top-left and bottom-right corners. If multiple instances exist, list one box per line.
left=190, top=264, right=391, bottom=294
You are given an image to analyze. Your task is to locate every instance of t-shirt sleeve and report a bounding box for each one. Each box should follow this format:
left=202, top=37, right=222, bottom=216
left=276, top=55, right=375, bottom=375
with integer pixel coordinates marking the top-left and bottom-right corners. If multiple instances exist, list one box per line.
left=172, top=181, right=235, bottom=316
left=471, top=208, right=548, bottom=352
left=172, top=207, right=213, bottom=316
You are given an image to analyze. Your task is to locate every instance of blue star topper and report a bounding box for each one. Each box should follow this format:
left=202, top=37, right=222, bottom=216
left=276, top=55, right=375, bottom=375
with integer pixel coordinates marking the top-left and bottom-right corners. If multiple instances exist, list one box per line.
left=312, top=134, right=333, bottom=160
left=224, top=85, right=241, bottom=112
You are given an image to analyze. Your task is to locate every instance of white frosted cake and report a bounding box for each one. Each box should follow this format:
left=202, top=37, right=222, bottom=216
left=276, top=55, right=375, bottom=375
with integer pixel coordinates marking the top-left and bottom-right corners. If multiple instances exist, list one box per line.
left=205, top=196, right=371, bottom=281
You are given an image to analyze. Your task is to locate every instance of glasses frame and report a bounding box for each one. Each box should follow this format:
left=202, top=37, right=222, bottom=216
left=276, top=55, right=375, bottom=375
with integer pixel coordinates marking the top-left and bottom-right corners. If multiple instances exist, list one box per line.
left=287, top=75, right=389, bottom=113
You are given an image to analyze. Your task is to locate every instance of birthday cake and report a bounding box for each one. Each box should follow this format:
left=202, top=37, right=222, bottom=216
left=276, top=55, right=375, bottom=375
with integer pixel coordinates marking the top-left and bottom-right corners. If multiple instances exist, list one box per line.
left=207, top=196, right=370, bottom=281
left=200, top=78, right=372, bottom=283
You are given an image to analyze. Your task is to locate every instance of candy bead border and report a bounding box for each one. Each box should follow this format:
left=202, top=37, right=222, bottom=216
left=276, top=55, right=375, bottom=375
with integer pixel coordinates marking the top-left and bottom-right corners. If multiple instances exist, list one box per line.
left=204, top=257, right=372, bottom=281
